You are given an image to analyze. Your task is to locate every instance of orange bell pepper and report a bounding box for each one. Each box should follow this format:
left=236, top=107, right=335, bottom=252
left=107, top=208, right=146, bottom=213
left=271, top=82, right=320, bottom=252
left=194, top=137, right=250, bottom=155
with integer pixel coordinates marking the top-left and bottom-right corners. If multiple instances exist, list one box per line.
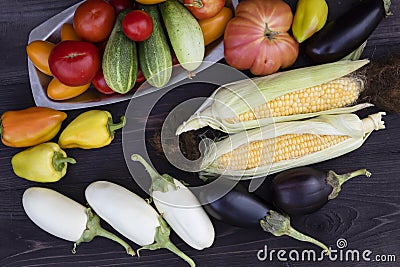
left=61, top=23, right=81, bottom=41
left=199, top=7, right=233, bottom=46
left=1, top=107, right=67, bottom=147
left=26, top=40, right=55, bottom=76
left=47, top=78, right=90, bottom=100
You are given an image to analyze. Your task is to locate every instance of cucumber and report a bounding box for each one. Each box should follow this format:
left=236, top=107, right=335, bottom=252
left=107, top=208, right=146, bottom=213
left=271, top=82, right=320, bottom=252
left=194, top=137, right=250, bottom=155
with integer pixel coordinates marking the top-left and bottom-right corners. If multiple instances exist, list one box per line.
left=159, top=0, right=204, bottom=72
left=139, top=5, right=172, bottom=88
left=103, top=10, right=138, bottom=94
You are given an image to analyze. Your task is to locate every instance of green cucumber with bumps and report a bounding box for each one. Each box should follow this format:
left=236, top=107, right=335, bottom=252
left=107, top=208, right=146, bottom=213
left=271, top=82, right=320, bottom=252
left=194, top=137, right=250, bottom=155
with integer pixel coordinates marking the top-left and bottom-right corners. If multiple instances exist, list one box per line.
left=159, top=0, right=204, bottom=72
left=103, top=10, right=138, bottom=94
left=139, top=5, right=172, bottom=88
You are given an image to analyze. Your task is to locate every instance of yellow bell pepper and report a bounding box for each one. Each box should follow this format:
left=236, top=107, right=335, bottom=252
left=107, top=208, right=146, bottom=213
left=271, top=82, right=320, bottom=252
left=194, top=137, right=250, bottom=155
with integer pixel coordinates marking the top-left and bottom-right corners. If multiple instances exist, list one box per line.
left=58, top=110, right=126, bottom=149
left=12, top=142, right=76, bottom=182
left=292, top=0, right=328, bottom=43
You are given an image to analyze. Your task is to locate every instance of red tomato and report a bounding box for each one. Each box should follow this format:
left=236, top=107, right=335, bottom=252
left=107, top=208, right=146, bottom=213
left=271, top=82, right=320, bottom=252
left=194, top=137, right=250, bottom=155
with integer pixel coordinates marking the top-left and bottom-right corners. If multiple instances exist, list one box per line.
left=224, top=0, right=299, bottom=75
left=109, top=0, right=134, bottom=14
left=184, top=0, right=225, bottom=20
left=73, top=0, right=115, bottom=43
left=122, top=10, right=153, bottom=42
left=49, top=41, right=101, bottom=86
left=96, top=40, right=108, bottom=56
left=136, top=67, right=146, bottom=83
left=92, top=69, right=115, bottom=94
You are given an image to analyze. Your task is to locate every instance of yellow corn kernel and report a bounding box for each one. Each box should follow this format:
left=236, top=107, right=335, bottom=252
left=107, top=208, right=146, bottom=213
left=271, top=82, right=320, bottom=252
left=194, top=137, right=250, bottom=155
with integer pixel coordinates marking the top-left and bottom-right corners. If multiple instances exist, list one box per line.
left=215, top=133, right=349, bottom=170
left=227, top=77, right=361, bottom=124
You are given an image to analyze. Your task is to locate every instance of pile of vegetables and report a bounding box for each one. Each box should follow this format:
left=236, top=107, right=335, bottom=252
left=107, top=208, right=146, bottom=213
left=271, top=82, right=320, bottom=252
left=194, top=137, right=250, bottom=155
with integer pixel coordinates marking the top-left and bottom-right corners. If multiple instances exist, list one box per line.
left=27, top=0, right=235, bottom=99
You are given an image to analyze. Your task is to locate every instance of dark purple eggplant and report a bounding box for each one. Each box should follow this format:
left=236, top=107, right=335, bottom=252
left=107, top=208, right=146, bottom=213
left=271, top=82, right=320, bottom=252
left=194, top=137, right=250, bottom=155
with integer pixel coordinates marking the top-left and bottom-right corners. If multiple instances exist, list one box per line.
left=272, top=167, right=371, bottom=215
left=304, top=0, right=389, bottom=63
left=198, top=178, right=329, bottom=252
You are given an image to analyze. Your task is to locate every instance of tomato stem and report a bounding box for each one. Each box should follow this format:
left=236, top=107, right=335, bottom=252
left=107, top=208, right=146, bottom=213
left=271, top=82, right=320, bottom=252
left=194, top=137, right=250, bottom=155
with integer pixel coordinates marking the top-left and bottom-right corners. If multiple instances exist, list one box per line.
left=64, top=52, right=86, bottom=59
left=264, top=23, right=280, bottom=40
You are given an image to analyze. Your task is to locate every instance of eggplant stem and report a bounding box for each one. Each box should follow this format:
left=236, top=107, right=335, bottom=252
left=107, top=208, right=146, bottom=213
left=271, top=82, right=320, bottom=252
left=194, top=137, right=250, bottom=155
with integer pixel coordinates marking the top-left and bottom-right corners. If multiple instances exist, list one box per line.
left=383, top=0, right=392, bottom=16
left=137, top=216, right=196, bottom=267
left=260, top=210, right=330, bottom=254
left=74, top=208, right=135, bottom=256
left=327, top=169, right=371, bottom=200
left=108, top=116, right=126, bottom=138
left=131, top=154, right=177, bottom=193
left=52, top=152, right=76, bottom=172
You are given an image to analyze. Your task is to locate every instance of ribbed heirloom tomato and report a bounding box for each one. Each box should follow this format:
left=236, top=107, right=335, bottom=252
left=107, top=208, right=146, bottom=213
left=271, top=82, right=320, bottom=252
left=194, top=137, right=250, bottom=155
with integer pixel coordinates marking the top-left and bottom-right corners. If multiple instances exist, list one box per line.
left=224, top=0, right=299, bottom=75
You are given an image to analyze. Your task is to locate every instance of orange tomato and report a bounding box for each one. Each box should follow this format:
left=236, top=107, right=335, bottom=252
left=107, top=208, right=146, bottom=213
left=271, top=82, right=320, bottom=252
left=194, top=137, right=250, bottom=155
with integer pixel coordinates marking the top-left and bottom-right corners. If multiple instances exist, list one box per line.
left=61, top=23, right=81, bottom=41
left=26, top=40, right=55, bottom=76
left=199, top=7, right=233, bottom=46
left=47, top=78, right=90, bottom=100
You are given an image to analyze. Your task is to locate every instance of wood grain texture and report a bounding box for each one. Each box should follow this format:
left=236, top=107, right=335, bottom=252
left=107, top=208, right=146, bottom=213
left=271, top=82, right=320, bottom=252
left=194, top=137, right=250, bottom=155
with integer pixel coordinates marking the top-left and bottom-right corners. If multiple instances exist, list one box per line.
left=1, top=0, right=399, bottom=266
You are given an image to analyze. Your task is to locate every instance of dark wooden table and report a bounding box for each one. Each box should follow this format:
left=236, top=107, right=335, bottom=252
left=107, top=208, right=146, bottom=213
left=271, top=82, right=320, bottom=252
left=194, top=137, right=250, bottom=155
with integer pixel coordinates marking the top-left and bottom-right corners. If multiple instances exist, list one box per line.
left=1, top=0, right=399, bottom=266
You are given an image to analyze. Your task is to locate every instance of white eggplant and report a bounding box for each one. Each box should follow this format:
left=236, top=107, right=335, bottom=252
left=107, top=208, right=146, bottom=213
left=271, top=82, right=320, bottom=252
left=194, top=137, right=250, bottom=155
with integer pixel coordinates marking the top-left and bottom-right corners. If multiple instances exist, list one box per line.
left=131, top=154, right=215, bottom=250
left=22, top=187, right=135, bottom=255
left=85, top=181, right=196, bottom=267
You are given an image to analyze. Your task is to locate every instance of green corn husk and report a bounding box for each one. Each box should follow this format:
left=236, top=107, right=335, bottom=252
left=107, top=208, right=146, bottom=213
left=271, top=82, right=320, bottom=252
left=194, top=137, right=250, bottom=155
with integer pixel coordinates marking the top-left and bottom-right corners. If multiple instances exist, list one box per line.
left=176, top=60, right=372, bottom=135
left=199, top=112, right=385, bottom=179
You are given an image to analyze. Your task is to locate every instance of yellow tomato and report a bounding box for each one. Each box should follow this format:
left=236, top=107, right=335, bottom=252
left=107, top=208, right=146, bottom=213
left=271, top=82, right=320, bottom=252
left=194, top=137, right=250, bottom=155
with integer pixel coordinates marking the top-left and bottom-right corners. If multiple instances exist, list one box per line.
left=26, top=40, right=55, bottom=76
left=199, top=7, right=233, bottom=46
left=135, top=0, right=165, bottom=4
left=47, top=78, right=90, bottom=100
left=61, top=23, right=81, bottom=41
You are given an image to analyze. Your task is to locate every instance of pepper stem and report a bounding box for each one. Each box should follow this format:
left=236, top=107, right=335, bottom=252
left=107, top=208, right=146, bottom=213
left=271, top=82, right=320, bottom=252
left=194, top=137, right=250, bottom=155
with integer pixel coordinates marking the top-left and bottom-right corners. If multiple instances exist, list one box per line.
left=73, top=208, right=135, bottom=256
left=184, top=0, right=203, bottom=8
left=260, top=210, right=329, bottom=254
left=52, top=152, right=76, bottom=172
left=137, top=216, right=196, bottom=267
left=107, top=116, right=126, bottom=138
left=131, top=154, right=177, bottom=193
left=327, top=169, right=371, bottom=200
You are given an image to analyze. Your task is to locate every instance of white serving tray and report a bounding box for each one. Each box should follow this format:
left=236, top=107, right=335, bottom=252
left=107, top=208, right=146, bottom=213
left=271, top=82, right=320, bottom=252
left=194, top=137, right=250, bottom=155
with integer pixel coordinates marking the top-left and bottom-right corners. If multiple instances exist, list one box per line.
left=27, top=0, right=238, bottom=110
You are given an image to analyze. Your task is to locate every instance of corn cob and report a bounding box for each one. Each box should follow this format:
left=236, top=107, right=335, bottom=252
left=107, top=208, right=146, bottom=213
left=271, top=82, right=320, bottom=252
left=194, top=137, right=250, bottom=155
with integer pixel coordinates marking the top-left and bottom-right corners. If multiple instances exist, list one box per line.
left=200, top=112, right=385, bottom=178
left=176, top=60, right=372, bottom=134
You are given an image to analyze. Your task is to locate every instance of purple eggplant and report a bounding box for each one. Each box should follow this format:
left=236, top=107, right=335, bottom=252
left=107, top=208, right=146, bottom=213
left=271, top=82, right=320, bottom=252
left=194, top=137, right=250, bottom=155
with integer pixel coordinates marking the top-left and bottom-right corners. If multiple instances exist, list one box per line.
left=271, top=167, right=371, bottom=215
left=305, top=0, right=389, bottom=63
left=198, top=178, right=329, bottom=252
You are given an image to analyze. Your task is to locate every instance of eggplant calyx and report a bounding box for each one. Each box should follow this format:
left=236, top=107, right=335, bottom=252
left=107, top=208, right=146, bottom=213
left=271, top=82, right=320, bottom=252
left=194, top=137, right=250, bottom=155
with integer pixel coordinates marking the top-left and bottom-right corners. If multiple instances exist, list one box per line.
left=327, top=169, right=371, bottom=200
left=73, top=208, right=135, bottom=256
left=131, top=154, right=178, bottom=193
left=260, top=210, right=330, bottom=254
left=137, top=216, right=196, bottom=267
left=383, top=0, right=392, bottom=16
